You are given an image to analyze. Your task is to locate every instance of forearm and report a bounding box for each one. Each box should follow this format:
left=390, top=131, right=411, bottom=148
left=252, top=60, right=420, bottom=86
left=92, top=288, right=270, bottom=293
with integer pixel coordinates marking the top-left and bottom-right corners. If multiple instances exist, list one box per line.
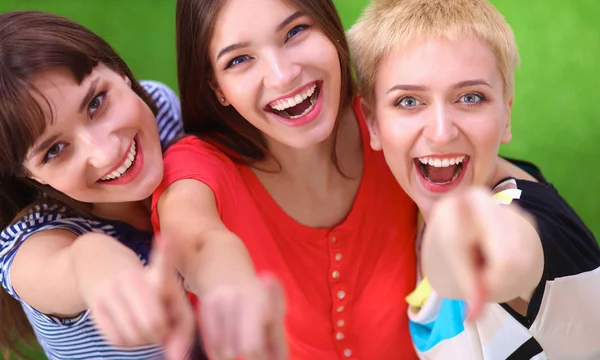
left=71, top=232, right=144, bottom=305
left=180, top=229, right=257, bottom=298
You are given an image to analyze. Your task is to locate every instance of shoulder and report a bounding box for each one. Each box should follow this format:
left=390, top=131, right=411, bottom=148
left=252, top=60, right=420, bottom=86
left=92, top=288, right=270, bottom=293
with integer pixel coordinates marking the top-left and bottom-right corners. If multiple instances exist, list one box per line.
left=2, top=204, right=92, bottom=244
left=139, top=80, right=183, bottom=150
left=152, top=136, right=241, bottom=210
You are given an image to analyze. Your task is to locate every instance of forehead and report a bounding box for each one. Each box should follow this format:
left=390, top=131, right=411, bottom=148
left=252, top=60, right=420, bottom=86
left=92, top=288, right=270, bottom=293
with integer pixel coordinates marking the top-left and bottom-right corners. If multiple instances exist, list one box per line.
left=210, top=0, right=298, bottom=48
left=377, top=36, right=502, bottom=90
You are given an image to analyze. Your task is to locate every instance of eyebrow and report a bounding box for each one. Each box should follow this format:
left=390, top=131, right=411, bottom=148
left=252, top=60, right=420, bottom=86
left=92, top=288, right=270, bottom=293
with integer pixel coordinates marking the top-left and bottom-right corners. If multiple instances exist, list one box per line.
left=79, top=78, right=100, bottom=113
left=386, top=79, right=493, bottom=94
left=215, top=11, right=304, bottom=62
left=452, top=79, right=492, bottom=89
left=276, top=11, right=303, bottom=32
left=386, top=84, right=429, bottom=94
left=29, top=133, right=61, bottom=159
left=216, top=42, right=251, bottom=62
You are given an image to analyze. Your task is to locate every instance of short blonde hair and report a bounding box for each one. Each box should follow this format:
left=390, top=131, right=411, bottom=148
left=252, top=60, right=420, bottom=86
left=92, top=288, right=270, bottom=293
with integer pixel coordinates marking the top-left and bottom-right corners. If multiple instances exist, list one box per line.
left=348, top=0, right=520, bottom=101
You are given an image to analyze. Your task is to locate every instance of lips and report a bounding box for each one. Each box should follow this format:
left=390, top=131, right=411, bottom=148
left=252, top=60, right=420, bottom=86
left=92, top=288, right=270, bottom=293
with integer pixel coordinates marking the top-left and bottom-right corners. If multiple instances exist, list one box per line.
left=414, top=155, right=470, bottom=193
left=97, top=136, right=144, bottom=186
left=264, top=81, right=324, bottom=128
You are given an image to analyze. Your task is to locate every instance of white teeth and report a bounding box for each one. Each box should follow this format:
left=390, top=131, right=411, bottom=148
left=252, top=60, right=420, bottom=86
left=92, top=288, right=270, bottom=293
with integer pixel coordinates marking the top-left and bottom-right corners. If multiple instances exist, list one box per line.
left=269, top=83, right=317, bottom=111
left=100, top=140, right=137, bottom=181
left=418, top=155, right=466, bottom=168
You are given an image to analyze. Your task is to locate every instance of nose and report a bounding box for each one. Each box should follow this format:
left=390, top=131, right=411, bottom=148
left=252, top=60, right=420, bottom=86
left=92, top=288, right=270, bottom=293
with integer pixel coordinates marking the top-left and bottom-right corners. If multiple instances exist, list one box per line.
left=78, top=128, right=121, bottom=170
left=423, top=103, right=459, bottom=147
left=262, top=48, right=301, bottom=91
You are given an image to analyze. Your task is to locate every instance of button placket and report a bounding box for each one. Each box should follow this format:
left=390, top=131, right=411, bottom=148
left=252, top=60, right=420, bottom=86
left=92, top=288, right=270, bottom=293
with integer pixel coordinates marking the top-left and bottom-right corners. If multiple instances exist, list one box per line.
left=328, top=231, right=352, bottom=358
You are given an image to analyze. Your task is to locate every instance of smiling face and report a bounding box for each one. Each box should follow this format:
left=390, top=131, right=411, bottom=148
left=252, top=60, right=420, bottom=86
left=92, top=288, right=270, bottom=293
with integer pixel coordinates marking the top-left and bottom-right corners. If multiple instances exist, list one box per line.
left=208, top=0, right=342, bottom=150
left=22, top=64, right=163, bottom=204
left=364, top=36, right=513, bottom=218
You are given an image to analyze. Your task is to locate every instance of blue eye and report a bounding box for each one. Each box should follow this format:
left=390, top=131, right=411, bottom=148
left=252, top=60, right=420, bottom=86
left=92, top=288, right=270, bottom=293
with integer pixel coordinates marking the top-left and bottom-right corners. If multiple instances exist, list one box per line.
left=225, top=55, right=252, bottom=69
left=460, top=93, right=484, bottom=104
left=43, top=142, right=67, bottom=163
left=394, top=96, right=422, bottom=109
left=89, top=91, right=106, bottom=115
left=286, top=25, right=310, bottom=42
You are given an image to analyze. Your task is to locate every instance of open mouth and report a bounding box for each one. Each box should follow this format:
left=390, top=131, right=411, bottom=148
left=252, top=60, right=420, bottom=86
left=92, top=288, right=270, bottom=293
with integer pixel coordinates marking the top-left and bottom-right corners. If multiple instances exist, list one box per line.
left=266, top=81, right=321, bottom=120
left=98, top=139, right=137, bottom=182
left=415, top=155, right=469, bottom=185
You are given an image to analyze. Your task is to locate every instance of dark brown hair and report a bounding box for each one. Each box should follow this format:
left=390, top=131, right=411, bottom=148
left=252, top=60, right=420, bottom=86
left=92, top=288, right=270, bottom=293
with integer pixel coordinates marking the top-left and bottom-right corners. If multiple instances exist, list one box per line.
left=176, top=0, right=355, bottom=164
left=0, top=10, right=157, bottom=355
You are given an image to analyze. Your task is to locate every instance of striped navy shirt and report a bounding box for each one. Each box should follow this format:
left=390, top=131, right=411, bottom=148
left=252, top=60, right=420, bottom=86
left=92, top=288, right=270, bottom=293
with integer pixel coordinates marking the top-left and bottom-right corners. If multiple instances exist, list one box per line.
left=0, top=81, right=182, bottom=360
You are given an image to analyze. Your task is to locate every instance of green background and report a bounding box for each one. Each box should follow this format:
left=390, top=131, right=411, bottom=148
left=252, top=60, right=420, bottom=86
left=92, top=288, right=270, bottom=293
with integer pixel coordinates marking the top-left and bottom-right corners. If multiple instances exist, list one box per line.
left=0, top=0, right=598, bottom=357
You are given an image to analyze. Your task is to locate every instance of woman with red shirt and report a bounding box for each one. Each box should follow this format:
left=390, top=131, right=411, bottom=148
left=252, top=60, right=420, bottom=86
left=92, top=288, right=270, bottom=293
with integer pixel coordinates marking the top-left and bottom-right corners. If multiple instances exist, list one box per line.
left=151, top=0, right=418, bottom=359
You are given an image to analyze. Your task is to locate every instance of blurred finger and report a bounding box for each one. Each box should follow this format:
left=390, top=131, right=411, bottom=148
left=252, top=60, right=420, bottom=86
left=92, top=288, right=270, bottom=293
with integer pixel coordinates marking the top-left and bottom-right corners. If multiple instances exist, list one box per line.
left=120, top=277, right=167, bottom=343
left=238, top=294, right=265, bottom=360
left=200, top=297, right=226, bottom=358
left=91, top=300, right=125, bottom=346
left=147, top=232, right=177, bottom=292
left=221, top=292, right=240, bottom=359
left=111, top=280, right=149, bottom=345
left=262, top=275, right=287, bottom=360
left=163, top=287, right=196, bottom=360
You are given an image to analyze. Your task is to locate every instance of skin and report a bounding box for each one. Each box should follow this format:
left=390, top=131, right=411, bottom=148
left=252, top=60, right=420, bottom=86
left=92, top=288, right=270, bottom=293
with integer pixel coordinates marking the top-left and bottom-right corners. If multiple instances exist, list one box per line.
left=9, top=64, right=194, bottom=358
left=361, top=36, right=544, bottom=317
left=158, top=0, right=363, bottom=358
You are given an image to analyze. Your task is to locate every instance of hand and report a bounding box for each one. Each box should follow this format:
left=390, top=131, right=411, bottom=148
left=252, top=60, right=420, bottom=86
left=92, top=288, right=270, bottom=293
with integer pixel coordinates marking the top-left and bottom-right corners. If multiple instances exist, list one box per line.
left=89, top=233, right=195, bottom=359
left=422, top=187, right=541, bottom=320
left=199, top=274, right=287, bottom=360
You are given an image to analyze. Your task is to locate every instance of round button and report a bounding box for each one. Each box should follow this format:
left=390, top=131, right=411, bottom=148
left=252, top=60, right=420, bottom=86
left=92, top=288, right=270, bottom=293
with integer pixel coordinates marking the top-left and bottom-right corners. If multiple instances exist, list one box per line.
left=332, top=270, right=340, bottom=279
left=344, top=348, right=352, bottom=357
left=336, top=332, right=345, bottom=340
left=337, top=305, right=344, bottom=312
left=331, top=236, right=337, bottom=243
left=337, top=290, right=346, bottom=299
left=337, top=319, right=345, bottom=327
left=335, top=253, right=342, bottom=261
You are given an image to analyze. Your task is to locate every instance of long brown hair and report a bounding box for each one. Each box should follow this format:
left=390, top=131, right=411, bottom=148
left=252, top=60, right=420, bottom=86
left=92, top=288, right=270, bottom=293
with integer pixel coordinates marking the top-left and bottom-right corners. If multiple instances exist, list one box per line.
left=176, top=0, right=356, bottom=164
left=0, top=11, right=158, bottom=355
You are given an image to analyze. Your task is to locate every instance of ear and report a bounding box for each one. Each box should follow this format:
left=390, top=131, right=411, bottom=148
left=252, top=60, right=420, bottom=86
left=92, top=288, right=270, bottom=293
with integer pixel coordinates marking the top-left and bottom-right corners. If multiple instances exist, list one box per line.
left=122, top=74, right=132, bottom=87
left=500, top=95, right=513, bottom=144
left=209, top=81, right=230, bottom=107
left=360, top=98, right=382, bottom=151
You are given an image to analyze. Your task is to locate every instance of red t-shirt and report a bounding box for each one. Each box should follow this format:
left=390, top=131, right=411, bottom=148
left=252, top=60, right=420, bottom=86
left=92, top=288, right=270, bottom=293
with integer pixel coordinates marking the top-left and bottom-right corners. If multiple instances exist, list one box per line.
left=151, top=99, right=418, bottom=359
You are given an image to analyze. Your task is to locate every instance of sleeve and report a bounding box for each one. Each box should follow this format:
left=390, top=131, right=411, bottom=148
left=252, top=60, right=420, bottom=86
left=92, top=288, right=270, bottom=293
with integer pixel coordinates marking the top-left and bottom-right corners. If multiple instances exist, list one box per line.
left=514, top=180, right=600, bottom=358
left=140, top=80, right=183, bottom=151
left=150, top=136, right=239, bottom=232
left=0, top=215, right=94, bottom=327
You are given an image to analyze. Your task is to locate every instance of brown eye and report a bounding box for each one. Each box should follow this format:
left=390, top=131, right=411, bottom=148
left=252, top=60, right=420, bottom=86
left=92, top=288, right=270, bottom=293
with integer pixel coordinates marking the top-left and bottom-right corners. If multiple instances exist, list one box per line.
left=43, top=142, right=67, bottom=163
left=89, top=92, right=106, bottom=115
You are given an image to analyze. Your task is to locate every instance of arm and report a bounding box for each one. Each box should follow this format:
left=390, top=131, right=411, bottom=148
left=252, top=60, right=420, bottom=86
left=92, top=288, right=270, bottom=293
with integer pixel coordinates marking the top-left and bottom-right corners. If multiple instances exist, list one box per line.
left=10, top=228, right=194, bottom=356
left=421, top=188, right=544, bottom=316
left=157, top=179, right=287, bottom=360
left=11, top=229, right=143, bottom=317
left=156, top=178, right=257, bottom=297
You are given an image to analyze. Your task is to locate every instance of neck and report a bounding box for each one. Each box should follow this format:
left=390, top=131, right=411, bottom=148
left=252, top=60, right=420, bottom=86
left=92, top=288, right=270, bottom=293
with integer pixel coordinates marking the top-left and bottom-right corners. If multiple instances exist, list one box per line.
left=92, top=198, right=152, bottom=231
left=258, top=104, right=357, bottom=189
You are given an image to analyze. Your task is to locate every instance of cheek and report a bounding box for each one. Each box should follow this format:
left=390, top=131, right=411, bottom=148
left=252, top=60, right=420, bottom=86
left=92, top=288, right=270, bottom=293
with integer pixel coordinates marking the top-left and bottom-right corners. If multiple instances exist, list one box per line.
left=377, top=115, right=413, bottom=152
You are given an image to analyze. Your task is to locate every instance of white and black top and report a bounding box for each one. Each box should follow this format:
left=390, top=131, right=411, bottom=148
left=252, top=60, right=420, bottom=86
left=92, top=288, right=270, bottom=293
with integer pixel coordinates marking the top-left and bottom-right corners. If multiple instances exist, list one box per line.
left=0, top=81, right=182, bottom=360
left=408, top=160, right=600, bottom=360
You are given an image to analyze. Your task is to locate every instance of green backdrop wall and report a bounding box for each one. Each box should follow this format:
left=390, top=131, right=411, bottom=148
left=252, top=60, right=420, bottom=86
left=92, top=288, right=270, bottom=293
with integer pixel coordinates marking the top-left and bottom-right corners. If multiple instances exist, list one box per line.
left=0, top=0, right=598, bottom=358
